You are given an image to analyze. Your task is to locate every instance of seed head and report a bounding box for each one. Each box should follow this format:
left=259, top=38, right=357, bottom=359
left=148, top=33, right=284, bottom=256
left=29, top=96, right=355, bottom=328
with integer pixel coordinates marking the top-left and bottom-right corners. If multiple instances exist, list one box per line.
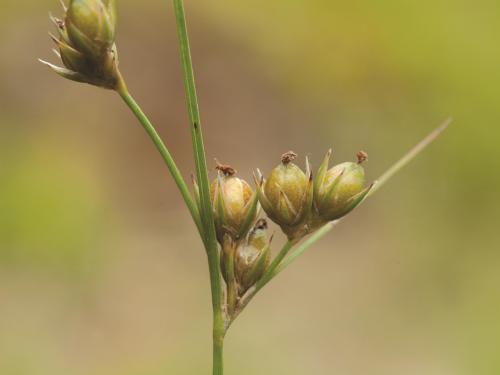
left=40, top=0, right=121, bottom=89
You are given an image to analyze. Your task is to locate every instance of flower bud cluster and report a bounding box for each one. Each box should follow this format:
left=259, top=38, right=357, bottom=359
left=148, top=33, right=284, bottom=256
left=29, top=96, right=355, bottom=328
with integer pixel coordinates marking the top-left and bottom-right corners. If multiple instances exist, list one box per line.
left=40, top=0, right=120, bottom=89
left=208, top=151, right=372, bottom=309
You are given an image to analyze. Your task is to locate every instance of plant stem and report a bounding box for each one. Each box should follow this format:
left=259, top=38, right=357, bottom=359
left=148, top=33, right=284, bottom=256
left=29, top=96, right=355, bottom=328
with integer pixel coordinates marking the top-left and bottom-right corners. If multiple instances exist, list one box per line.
left=209, top=254, right=226, bottom=375
left=116, top=79, right=202, bottom=234
left=172, top=1, right=224, bottom=374
left=254, top=240, right=295, bottom=293
left=225, top=243, right=237, bottom=317
left=275, top=222, right=335, bottom=275
left=172, top=0, right=213, bottom=233
left=369, top=118, right=452, bottom=196
left=212, top=328, right=224, bottom=375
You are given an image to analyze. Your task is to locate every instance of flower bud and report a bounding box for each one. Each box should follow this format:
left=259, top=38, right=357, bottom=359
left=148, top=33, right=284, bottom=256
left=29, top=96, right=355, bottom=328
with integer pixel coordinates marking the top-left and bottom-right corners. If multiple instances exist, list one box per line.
left=313, top=150, right=373, bottom=225
left=40, top=0, right=120, bottom=89
left=210, top=163, right=259, bottom=242
left=256, top=151, right=313, bottom=239
left=234, top=219, right=272, bottom=293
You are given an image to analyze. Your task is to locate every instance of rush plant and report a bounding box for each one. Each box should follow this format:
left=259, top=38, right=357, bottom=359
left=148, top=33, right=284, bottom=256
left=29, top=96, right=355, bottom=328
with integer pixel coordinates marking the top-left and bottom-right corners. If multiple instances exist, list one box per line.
left=40, top=1, right=449, bottom=374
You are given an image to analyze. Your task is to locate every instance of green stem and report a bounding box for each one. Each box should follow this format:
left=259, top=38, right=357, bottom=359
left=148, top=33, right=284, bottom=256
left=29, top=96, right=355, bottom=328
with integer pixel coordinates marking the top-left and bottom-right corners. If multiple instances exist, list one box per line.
left=116, top=79, right=202, bottom=234
left=209, top=252, right=226, bottom=375
left=254, top=240, right=295, bottom=293
left=172, top=1, right=224, bottom=374
left=225, top=243, right=237, bottom=317
left=212, top=328, right=224, bottom=375
left=275, top=223, right=335, bottom=275
left=369, top=118, right=452, bottom=196
left=172, top=0, right=212, bottom=232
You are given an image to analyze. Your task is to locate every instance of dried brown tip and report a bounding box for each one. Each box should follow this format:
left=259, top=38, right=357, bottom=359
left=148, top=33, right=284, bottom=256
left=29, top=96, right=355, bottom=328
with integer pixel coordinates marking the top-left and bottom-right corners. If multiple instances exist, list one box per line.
left=281, top=151, right=298, bottom=164
left=356, top=151, right=368, bottom=164
left=254, top=218, right=268, bottom=231
left=215, top=161, right=237, bottom=176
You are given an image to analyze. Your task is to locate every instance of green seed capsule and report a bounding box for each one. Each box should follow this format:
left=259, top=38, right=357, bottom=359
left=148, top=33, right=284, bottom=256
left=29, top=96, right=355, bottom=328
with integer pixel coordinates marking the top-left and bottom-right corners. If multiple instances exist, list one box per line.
left=234, top=219, right=272, bottom=293
left=66, top=0, right=116, bottom=54
left=210, top=163, right=259, bottom=242
left=313, top=150, right=372, bottom=225
left=257, top=151, right=313, bottom=239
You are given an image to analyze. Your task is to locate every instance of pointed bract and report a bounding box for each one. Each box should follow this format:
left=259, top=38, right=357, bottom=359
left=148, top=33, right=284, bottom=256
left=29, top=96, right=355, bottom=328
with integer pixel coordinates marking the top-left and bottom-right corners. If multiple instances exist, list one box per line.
left=39, top=59, right=87, bottom=83
left=313, top=148, right=332, bottom=199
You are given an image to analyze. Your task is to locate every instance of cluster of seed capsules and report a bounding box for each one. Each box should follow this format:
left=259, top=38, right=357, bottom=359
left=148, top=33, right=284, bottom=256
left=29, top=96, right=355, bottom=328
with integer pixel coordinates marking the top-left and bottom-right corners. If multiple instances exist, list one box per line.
left=206, top=150, right=373, bottom=300
left=42, top=0, right=374, bottom=308
left=40, top=0, right=121, bottom=89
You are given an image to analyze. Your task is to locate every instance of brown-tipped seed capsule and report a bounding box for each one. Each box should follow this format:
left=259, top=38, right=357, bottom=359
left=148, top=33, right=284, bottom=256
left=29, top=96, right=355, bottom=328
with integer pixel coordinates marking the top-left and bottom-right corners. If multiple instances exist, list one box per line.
left=256, top=151, right=313, bottom=239
left=40, top=0, right=120, bottom=89
left=210, top=163, right=259, bottom=242
left=313, top=150, right=373, bottom=225
left=234, top=219, right=272, bottom=293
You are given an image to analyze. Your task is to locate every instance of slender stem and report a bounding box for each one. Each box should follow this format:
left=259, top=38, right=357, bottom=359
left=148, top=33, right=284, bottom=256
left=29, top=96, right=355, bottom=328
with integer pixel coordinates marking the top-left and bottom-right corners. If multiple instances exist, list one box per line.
left=173, top=0, right=213, bottom=234
left=369, top=118, right=452, bottom=196
left=116, top=79, right=202, bottom=234
left=275, top=222, right=335, bottom=275
left=254, top=240, right=295, bottom=293
left=172, top=2, right=224, bottom=374
left=212, top=332, right=224, bottom=375
left=225, top=244, right=237, bottom=317
left=209, top=253, right=226, bottom=375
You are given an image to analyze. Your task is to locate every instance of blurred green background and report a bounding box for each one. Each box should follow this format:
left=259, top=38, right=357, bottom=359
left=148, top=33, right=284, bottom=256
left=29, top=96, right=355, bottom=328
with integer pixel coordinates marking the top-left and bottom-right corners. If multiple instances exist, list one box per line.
left=1, top=0, right=499, bottom=374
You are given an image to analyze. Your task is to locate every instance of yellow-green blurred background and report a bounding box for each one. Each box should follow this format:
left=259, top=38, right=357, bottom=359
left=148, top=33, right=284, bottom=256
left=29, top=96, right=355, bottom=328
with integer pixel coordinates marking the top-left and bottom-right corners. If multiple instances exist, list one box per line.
left=1, top=0, right=499, bottom=374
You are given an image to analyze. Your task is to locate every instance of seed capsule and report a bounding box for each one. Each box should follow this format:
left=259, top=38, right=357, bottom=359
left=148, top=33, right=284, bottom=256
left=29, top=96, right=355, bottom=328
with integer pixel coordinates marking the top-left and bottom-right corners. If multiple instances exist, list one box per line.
left=66, top=0, right=117, bottom=54
left=256, top=151, right=313, bottom=239
left=40, top=0, right=120, bottom=89
left=210, top=163, right=259, bottom=242
left=313, top=150, right=373, bottom=225
left=234, top=219, right=272, bottom=293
